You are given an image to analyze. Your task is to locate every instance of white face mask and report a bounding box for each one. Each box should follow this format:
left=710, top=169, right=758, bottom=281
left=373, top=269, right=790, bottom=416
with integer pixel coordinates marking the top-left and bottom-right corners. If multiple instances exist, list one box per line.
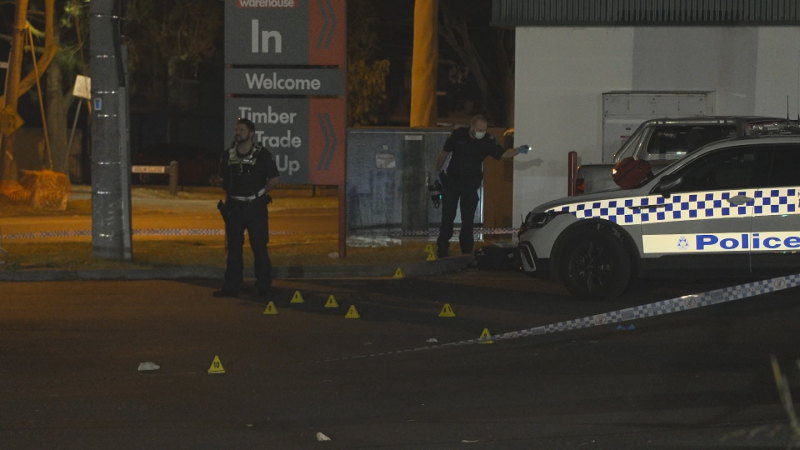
left=474, top=131, right=486, bottom=139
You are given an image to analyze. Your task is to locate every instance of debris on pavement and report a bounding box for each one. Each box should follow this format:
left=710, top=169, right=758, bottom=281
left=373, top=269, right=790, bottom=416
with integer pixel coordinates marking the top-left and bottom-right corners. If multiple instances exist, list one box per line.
left=316, top=432, right=332, bottom=442
left=137, top=362, right=160, bottom=371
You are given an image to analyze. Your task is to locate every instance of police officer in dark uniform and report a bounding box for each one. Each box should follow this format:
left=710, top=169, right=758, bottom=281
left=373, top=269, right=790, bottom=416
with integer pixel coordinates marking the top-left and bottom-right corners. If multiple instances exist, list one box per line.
left=214, top=118, right=280, bottom=298
left=434, top=114, right=529, bottom=258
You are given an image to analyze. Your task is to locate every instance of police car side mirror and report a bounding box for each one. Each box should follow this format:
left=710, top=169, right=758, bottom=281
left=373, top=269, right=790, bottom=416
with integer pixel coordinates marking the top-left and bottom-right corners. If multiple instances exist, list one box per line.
left=656, top=173, right=682, bottom=197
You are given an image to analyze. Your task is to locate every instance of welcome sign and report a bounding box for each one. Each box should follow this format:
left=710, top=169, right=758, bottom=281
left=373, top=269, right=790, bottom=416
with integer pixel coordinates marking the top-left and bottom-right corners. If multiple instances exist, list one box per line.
left=224, top=0, right=346, bottom=185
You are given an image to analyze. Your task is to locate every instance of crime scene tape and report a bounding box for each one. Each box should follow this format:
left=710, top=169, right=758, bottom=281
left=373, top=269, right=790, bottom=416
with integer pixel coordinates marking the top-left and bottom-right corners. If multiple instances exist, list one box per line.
left=343, top=272, right=800, bottom=361
left=3, top=227, right=518, bottom=241
left=385, top=227, right=517, bottom=237
left=0, top=228, right=302, bottom=240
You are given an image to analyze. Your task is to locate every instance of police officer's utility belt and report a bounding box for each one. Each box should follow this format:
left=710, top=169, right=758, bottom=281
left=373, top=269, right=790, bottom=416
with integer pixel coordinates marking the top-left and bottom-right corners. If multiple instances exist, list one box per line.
left=229, top=187, right=267, bottom=202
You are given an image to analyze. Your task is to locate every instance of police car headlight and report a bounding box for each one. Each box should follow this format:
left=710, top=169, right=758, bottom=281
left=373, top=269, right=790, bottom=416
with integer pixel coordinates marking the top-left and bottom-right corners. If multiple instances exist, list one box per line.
left=520, top=210, right=565, bottom=234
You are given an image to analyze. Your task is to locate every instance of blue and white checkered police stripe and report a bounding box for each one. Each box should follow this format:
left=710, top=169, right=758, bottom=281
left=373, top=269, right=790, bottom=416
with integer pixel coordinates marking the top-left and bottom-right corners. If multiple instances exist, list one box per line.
left=550, top=187, right=799, bottom=225
left=344, top=272, right=800, bottom=360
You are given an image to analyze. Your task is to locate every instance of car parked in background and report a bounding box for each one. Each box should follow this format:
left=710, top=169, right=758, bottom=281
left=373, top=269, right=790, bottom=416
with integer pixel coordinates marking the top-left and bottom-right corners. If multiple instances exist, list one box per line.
left=574, top=116, right=792, bottom=194
left=520, top=124, right=800, bottom=299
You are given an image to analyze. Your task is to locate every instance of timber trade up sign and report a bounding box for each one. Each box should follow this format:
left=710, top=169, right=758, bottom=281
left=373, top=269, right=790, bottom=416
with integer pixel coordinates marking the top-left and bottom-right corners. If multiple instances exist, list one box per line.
left=224, top=0, right=346, bottom=185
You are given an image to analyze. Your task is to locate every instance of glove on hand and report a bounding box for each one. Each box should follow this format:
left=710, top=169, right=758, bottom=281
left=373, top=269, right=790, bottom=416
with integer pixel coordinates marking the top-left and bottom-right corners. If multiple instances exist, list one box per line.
left=516, top=144, right=531, bottom=154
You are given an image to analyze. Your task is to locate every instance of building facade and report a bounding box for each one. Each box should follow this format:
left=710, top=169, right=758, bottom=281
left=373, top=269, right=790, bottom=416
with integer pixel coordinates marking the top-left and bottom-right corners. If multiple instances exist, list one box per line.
left=493, top=0, right=800, bottom=224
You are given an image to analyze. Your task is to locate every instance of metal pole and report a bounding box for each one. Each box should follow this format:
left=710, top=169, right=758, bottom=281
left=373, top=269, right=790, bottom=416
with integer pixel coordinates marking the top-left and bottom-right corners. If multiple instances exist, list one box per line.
left=567, top=151, right=578, bottom=196
left=338, top=184, right=346, bottom=258
left=410, top=0, right=438, bottom=127
left=90, top=0, right=132, bottom=260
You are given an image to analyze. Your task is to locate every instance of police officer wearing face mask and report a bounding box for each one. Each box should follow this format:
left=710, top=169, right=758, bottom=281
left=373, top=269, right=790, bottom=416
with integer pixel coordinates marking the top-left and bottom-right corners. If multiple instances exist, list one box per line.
left=214, top=118, right=280, bottom=298
left=434, top=114, right=529, bottom=258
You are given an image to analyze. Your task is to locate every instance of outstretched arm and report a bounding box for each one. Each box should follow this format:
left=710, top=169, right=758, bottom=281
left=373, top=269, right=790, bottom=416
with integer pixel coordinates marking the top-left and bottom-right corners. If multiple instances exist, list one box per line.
left=501, top=145, right=531, bottom=160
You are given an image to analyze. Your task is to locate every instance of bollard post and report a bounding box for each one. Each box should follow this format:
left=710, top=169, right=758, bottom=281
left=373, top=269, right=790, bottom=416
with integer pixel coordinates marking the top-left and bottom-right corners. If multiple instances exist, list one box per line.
left=169, top=160, right=179, bottom=195
left=567, top=151, right=577, bottom=196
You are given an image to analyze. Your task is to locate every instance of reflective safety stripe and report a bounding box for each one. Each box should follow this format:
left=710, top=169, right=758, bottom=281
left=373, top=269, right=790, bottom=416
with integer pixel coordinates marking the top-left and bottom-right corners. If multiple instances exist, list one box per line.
left=228, top=145, right=262, bottom=166
left=229, top=187, right=267, bottom=202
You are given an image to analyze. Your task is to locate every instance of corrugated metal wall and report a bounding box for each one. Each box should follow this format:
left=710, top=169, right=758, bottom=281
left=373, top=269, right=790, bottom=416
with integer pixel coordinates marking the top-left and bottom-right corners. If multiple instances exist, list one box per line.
left=492, top=0, right=800, bottom=26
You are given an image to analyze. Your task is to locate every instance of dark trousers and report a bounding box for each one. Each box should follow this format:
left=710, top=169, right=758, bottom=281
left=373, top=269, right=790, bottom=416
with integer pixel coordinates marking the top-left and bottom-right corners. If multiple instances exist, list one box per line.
left=437, top=180, right=480, bottom=256
left=223, top=195, right=272, bottom=292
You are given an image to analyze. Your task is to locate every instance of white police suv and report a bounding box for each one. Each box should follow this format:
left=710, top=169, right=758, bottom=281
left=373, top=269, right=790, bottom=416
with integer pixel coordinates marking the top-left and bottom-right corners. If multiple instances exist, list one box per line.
left=518, top=131, right=800, bottom=300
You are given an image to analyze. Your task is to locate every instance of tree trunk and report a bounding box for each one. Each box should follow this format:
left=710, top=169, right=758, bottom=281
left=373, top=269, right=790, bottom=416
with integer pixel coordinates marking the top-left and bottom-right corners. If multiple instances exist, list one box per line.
left=1, top=0, right=58, bottom=182
left=46, top=61, right=71, bottom=175
left=0, top=0, right=31, bottom=182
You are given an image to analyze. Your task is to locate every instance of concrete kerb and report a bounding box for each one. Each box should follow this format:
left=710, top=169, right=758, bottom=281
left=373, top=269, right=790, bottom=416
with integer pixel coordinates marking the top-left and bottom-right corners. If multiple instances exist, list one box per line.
left=0, top=256, right=474, bottom=282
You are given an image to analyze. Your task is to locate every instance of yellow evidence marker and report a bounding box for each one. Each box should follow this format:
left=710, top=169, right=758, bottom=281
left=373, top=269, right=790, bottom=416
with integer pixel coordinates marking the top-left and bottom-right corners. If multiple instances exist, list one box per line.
left=208, top=355, right=226, bottom=374
left=345, top=305, right=361, bottom=319
left=425, top=244, right=437, bottom=261
left=479, top=328, right=494, bottom=344
left=263, top=301, right=279, bottom=315
left=324, top=294, right=339, bottom=308
left=393, top=268, right=405, bottom=279
left=438, top=303, right=456, bottom=318
left=290, top=290, right=305, bottom=304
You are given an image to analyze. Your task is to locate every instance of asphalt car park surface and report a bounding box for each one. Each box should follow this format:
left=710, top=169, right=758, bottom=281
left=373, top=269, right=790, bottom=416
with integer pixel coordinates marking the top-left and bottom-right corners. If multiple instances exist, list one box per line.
left=2, top=269, right=799, bottom=448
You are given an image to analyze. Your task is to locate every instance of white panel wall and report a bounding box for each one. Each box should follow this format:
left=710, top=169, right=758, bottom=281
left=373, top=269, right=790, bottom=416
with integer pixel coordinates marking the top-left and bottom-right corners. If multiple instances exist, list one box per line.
left=512, top=27, right=634, bottom=225
left=754, top=27, right=800, bottom=118
left=631, top=27, right=758, bottom=114
left=512, top=25, right=800, bottom=227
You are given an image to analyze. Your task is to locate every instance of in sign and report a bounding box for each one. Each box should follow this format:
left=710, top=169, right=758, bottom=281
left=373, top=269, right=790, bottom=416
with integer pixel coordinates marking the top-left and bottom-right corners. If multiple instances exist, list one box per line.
left=251, top=20, right=282, bottom=54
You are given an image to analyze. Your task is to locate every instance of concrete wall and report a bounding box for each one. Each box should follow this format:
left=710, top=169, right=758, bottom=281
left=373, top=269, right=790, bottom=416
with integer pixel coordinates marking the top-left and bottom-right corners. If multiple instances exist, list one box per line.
left=513, top=27, right=634, bottom=224
left=512, top=26, right=800, bottom=225
left=631, top=27, right=758, bottom=114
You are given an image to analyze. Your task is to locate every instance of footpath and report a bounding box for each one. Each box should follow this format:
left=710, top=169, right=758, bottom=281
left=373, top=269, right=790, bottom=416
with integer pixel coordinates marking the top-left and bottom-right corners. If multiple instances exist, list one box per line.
left=0, top=185, right=481, bottom=282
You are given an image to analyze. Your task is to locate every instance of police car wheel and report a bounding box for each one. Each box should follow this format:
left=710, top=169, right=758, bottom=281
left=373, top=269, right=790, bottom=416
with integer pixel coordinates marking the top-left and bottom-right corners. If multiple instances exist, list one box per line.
left=559, top=231, right=630, bottom=300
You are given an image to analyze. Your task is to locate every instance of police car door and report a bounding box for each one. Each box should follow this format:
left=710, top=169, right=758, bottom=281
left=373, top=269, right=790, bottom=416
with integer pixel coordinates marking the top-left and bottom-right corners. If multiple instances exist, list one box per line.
left=750, top=142, right=800, bottom=271
left=639, top=144, right=760, bottom=274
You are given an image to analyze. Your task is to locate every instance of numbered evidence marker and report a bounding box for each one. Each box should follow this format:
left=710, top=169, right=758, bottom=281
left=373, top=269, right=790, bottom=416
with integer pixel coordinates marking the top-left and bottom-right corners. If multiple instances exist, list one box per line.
left=324, top=294, right=339, bottom=308
left=438, top=303, right=456, bottom=318
left=393, top=268, right=405, bottom=279
left=479, top=328, right=494, bottom=344
left=263, top=301, right=279, bottom=315
left=426, top=249, right=437, bottom=261
left=208, top=355, right=226, bottom=375
left=425, top=244, right=437, bottom=261
left=290, top=290, right=305, bottom=304
left=344, top=305, right=360, bottom=319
